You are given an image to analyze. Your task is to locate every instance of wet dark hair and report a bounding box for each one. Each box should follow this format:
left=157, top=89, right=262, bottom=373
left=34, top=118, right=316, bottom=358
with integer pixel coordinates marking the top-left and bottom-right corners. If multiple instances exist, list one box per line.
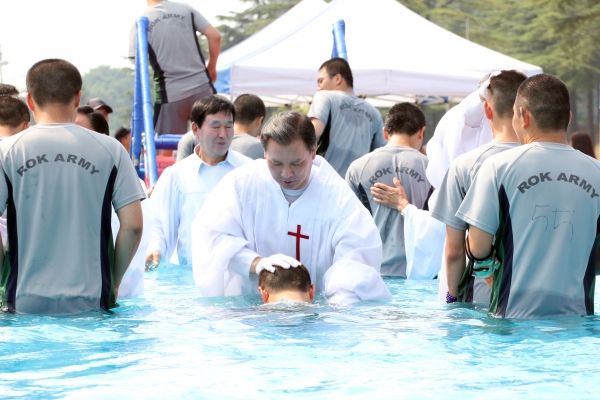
left=485, top=70, right=528, bottom=118
left=0, top=83, right=19, bottom=97
left=319, top=57, right=353, bottom=88
left=385, top=102, right=425, bottom=136
left=514, top=74, right=571, bottom=132
left=0, top=97, right=30, bottom=127
left=260, top=110, right=316, bottom=151
left=114, top=126, right=131, bottom=142
left=26, top=59, right=82, bottom=107
left=570, top=131, right=596, bottom=159
left=233, top=94, right=266, bottom=126
left=258, top=264, right=312, bottom=293
left=191, top=95, right=235, bottom=128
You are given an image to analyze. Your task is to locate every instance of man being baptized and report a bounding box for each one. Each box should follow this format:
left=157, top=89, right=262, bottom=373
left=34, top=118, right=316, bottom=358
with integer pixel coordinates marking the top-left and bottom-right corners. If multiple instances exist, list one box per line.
left=258, top=264, right=315, bottom=304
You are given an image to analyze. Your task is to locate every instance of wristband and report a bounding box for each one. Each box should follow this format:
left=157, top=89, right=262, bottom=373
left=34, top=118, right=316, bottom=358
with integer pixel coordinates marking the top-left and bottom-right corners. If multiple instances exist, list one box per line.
left=446, top=291, right=458, bottom=304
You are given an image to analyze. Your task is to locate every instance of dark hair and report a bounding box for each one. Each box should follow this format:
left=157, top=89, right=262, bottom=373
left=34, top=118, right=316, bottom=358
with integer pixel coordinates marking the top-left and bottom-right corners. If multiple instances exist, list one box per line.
left=260, top=110, right=316, bottom=151
left=570, top=131, right=596, bottom=159
left=319, top=57, right=353, bottom=88
left=233, top=94, right=266, bottom=125
left=0, top=97, right=30, bottom=127
left=191, top=95, right=235, bottom=127
left=89, top=112, right=109, bottom=135
left=385, top=102, right=426, bottom=136
left=485, top=70, right=528, bottom=118
left=0, top=84, right=19, bottom=97
left=515, top=74, right=571, bottom=132
left=258, top=264, right=312, bottom=293
left=114, top=126, right=131, bottom=142
left=26, top=59, right=82, bottom=107
left=77, top=105, right=94, bottom=115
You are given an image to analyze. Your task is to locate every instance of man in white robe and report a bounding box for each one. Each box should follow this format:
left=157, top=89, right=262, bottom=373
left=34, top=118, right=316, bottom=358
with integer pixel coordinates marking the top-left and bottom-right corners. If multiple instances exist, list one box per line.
left=146, top=96, right=252, bottom=268
left=191, top=111, right=392, bottom=304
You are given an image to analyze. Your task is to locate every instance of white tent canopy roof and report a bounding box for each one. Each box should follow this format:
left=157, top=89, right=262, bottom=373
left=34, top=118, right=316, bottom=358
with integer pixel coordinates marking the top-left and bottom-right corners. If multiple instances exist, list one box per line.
left=216, top=0, right=542, bottom=103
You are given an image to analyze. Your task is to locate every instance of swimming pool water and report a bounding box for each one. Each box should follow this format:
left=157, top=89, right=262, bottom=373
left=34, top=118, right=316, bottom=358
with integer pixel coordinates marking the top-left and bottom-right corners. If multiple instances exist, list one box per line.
left=1, top=266, right=600, bottom=398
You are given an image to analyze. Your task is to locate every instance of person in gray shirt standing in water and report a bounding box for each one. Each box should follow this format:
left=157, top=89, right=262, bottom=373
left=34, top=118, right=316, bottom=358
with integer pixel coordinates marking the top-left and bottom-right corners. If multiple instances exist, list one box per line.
left=0, top=59, right=145, bottom=314
left=457, top=74, right=600, bottom=318
left=308, top=58, right=386, bottom=178
left=130, top=0, right=221, bottom=136
left=432, top=70, right=527, bottom=305
left=346, top=103, right=431, bottom=277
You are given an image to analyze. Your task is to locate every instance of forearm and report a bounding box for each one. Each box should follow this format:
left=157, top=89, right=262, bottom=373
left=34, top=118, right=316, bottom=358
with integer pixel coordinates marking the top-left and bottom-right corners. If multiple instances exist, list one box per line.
left=445, top=227, right=467, bottom=297
left=114, top=226, right=143, bottom=288
left=228, top=248, right=260, bottom=279
left=146, top=226, right=167, bottom=258
left=445, top=249, right=466, bottom=297
left=207, top=37, right=220, bottom=69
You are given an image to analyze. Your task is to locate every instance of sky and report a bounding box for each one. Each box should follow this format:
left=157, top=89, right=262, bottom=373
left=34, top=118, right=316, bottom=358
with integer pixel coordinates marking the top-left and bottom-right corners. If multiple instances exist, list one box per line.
left=0, top=0, right=247, bottom=90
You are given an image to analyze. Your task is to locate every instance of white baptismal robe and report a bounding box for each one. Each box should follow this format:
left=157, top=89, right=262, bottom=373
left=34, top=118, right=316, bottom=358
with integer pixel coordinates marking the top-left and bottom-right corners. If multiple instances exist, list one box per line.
left=111, top=178, right=150, bottom=298
left=147, top=148, right=252, bottom=266
left=191, top=156, right=392, bottom=304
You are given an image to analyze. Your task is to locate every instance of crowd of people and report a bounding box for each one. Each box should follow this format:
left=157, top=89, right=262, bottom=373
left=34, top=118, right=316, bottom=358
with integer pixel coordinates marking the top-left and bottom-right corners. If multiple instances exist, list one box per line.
left=0, top=0, right=599, bottom=319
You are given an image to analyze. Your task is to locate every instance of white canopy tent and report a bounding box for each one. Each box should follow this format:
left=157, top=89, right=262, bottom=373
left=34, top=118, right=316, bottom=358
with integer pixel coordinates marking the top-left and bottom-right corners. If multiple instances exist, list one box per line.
left=215, top=0, right=542, bottom=106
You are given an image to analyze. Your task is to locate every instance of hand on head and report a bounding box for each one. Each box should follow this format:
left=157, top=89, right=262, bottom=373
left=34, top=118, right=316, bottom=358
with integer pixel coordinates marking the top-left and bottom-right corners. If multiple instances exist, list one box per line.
left=255, top=254, right=301, bottom=275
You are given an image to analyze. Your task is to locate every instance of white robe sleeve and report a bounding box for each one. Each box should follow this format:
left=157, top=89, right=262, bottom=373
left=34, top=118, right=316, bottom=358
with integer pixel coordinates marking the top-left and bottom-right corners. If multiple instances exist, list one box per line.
left=323, top=205, right=392, bottom=304
left=147, top=168, right=180, bottom=262
left=403, top=204, right=445, bottom=280
left=191, top=173, right=256, bottom=297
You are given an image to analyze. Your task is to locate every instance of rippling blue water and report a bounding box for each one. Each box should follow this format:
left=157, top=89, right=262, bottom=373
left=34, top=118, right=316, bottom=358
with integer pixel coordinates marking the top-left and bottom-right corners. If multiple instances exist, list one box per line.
left=1, top=266, right=600, bottom=398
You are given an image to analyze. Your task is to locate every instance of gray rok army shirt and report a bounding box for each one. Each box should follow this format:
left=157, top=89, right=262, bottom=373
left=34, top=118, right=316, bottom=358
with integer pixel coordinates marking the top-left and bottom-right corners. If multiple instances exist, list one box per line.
left=457, top=143, right=600, bottom=319
left=0, top=123, right=146, bottom=314
left=432, top=142, right=519, bottom=304
left=308, top=91, right=386, bottom=178
left=346, top=146, right=431, bottom=277
left=129, top=1, right=212, bottom=104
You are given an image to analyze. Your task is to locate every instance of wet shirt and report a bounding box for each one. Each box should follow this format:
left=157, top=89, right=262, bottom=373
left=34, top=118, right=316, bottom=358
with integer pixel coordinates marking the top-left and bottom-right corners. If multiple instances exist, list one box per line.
left=346, top=146, right=430, bottom=277
left=457, top=143, right=600, bottom=319
left=431, top=142, right=519, bottom=303
left=0, top=123, right=145, bottom=314
left=308, top=91, right=385, bottom=178
left=129, top=1, right=212, bottom=104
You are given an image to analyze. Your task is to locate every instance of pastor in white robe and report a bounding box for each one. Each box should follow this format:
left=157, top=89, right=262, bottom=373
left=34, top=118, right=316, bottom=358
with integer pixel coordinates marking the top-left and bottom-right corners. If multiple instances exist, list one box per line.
left=191, top=156, right=392, bottom=304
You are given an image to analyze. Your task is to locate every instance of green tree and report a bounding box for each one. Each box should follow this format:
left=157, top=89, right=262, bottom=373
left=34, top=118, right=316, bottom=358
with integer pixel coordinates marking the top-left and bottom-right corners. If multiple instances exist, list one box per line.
left=397, top=0, right=600, bottom=138
left=81, top=65, right=134, bottom=134
left=216, top=0, right=302, bottom=51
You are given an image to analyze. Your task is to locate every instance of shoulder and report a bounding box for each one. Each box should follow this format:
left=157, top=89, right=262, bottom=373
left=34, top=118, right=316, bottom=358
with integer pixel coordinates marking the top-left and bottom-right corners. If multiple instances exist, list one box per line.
left=318, top=157, right=363, bottom=204
left=311, top=90, right=334, bottom=103
left=168, top=1, right=193, bottom=11
left=227, top=149, right=253, bottom=167
left=69, top=125, right=126, bottom=165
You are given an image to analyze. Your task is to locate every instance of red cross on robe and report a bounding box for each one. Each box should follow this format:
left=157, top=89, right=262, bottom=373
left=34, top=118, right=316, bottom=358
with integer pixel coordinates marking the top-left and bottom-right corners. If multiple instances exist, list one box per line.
left=287, top=224, right=310, bottom=261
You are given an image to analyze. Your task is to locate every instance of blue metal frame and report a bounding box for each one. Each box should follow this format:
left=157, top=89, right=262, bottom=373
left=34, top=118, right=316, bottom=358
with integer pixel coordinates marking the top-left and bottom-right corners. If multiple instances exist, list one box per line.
left=331, top=20, right=348, bottom=61
left=132, top=16, right=159, bottom=186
